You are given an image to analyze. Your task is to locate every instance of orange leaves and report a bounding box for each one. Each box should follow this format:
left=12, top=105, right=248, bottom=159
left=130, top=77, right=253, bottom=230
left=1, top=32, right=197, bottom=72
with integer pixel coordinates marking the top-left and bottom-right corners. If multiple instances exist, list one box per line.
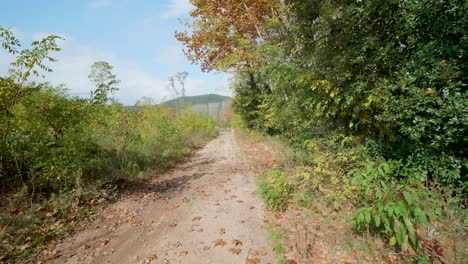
left=228, top=247, right=242, bottom=255
left=232, top=239, right=243, bottom=247
left=100, top=239, right=109, bottom=246
left=213, top=239, right=227, bottom=247
left=175, top=0, right=276, bottom=71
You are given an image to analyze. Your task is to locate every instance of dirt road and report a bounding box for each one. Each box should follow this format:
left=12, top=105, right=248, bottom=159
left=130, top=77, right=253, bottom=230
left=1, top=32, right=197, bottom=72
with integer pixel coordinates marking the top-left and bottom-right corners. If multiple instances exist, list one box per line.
left=48, top=131, right=275, bottom=264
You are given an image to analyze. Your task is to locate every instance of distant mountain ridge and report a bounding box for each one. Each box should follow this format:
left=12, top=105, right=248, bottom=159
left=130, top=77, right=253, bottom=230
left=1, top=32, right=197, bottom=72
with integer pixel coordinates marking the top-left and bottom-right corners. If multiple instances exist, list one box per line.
left=164, top=94, right=231, bottom=109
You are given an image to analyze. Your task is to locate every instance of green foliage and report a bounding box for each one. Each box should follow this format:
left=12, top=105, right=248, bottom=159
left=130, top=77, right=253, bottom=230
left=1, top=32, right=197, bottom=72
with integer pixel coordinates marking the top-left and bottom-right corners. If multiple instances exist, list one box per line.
left=351, top=160, right=436, bottom=252
left=88, top=61, right=120, bottom=105
left=0, top=27, right=218, bottom=262
left=258, top=168, right=292, bottom=211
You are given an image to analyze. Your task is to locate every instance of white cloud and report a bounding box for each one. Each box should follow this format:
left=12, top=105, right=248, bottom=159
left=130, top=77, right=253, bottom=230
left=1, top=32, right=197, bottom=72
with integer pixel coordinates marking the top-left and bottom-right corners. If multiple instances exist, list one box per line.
left=0, top=30, right=231, bottom=105
left=89, top=0, right=113, bottom=9
left=160, top=0, right=193, bottom=19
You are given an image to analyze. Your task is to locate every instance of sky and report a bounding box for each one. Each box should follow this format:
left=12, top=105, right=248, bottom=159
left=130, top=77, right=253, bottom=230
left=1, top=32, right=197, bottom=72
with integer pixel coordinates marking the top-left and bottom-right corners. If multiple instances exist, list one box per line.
left=0, top=0, right=231, bottom=105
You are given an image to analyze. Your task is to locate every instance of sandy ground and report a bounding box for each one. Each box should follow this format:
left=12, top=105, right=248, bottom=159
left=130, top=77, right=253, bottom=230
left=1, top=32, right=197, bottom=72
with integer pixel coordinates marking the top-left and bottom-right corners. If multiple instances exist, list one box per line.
left=47, top=130, right=275, bottom=264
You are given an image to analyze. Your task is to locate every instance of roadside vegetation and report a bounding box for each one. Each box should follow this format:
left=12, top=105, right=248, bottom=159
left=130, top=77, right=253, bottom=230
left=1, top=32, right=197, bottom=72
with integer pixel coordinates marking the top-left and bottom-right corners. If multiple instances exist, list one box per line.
left=179, top=0, right=467, bottom=263
left=0, top=26, right=217, bottom=262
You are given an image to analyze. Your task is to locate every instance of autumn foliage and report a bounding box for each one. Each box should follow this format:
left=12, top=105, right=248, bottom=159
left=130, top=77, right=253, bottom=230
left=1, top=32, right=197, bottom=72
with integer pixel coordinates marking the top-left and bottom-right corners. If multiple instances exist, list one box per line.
left=175, top=0, right=275, bottom=71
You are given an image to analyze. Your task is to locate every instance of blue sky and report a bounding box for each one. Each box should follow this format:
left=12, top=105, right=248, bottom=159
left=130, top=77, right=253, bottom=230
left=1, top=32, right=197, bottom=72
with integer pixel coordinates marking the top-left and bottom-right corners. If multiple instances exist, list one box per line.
left=0, top=0, right=231, bottom=104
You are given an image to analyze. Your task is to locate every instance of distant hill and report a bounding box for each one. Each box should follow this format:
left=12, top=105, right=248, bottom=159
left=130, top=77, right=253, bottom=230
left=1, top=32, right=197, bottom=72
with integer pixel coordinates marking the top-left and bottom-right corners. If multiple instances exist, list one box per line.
left=164, top=94, right=231, bottom=109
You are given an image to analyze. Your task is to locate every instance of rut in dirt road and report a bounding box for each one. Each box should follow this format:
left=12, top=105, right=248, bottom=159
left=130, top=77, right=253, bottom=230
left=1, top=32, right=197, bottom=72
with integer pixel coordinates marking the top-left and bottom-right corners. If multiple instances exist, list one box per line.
left=49, top=131, right=276, bottom=264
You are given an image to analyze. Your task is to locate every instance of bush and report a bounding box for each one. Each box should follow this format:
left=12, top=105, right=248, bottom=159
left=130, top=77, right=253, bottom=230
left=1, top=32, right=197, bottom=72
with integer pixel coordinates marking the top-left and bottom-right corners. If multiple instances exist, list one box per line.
left=351, top=160, right=439, bottom=252
left=258, top=168, right=292, bottom=212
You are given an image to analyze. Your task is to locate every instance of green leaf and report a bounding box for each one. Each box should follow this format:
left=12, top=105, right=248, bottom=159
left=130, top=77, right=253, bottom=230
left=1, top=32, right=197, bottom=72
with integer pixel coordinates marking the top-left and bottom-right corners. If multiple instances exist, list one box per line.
left=389, top=236, right=397, bottom=246
left=374, top=214, right=381, bottom=227
left=396, top=222, right=406, bottom=246
left=403, top=191, right=413, bottom=205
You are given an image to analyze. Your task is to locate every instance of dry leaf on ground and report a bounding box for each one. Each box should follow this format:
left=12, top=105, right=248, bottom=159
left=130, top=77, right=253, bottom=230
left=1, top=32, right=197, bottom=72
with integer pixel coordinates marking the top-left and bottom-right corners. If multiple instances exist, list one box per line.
left=228, top=248, right=242, bottom=255
left=213, top=239, right=227, bottom=247
left=218, top=227, right=226, bottom=235
left=232, top=239, right=243, bottom=247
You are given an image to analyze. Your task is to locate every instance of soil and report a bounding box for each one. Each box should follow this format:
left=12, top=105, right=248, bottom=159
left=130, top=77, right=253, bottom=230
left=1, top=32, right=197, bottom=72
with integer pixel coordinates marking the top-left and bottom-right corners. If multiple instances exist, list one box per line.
left=45, top=130, right=276, bottom=264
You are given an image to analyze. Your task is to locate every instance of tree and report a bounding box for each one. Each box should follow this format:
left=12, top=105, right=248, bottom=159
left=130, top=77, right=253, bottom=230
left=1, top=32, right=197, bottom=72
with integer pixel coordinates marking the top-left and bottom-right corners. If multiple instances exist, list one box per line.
left=88, top=61, right=120, bottom=105
left=168, top=71, right=189, bottom=111
left=0, top=26, right=62, bottom=180
left=175, top=0, right=276, bottom=71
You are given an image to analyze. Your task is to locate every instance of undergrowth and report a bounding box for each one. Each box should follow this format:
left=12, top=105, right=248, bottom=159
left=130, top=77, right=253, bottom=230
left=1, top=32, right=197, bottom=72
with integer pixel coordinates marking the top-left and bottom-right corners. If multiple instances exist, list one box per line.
left=243, top=128, right=467, bottom=263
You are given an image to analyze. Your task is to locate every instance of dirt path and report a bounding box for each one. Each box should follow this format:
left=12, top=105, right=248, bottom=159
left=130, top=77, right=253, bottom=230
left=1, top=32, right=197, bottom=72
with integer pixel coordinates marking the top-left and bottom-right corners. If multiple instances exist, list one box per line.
left=48, top=131, right=275, bottom=264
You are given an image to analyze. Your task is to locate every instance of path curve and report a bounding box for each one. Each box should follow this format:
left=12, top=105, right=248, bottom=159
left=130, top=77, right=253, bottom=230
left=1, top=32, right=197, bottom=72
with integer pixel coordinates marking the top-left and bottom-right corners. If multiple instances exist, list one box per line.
left=49, top=130, right=275, bottom=264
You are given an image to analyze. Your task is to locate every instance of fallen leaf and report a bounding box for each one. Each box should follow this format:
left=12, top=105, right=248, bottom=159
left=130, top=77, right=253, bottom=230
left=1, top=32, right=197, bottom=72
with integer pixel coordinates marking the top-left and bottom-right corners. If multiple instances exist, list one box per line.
left=170, top=205, right=180, bottom=210
left=288, top=260, right=298, bottom=264
left=196, top=228, right=204, bottom=232
left=249, top=206, right=255, bottom=210
left=232, top=239, right=243, bottom=247
left=132, top=220, right=142, bottom=226
left=100, top=239, right=109, bottom=246
left=16, top=243, right=31, bottom=251
left=147, top=255, right=158, bottom=261
left=236, top=200, right=244, bottom=203
left=260, top=251, right=268, bottom=256
left=213, top=239, right=227, bottom=247
left=246, top=258, right=259, bottom=264
left=192, top=216, right=202, bottom=221
left=228, top=248, right=242, bottom=255
left=44, top=251, right=60, bottom=260
left=168, top=223, right=177, bottom=228
left=177, top=250, right=188, bottom=256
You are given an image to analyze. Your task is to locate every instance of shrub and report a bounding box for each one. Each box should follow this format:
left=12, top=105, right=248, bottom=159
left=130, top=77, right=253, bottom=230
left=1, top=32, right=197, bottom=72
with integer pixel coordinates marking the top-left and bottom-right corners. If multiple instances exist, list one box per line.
left=258, top=168, right=292, bottom=212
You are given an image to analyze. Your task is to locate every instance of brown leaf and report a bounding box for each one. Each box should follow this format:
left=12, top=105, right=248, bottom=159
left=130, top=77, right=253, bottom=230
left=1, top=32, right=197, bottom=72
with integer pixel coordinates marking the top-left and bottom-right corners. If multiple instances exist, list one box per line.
left=288, top=260, right=298, bottom=264
left=232, top=239, right=243, bottom=247
left=100, top=239, right=109, bottom=246
left=44, top=251, right=60, bottom=260
left=196, top=228, right=204, bottom=232
left=147, top=255, right=158, bottom=261
left=213, top=239, right=227, bottom=247
left=168, top=223, right=177, bottom=228
left=236, top=200, right=244, bottom=203
left=16, top=243, right=31, bottom=251
left=228, top=248, right=241, bottom=255
left=192, top=216, right=202, bottom=221
left=177, top=250, right=188, bottom=256
left=249, top=206, right=255, bottom=210
left=246, top=258, right=259, bottom=264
